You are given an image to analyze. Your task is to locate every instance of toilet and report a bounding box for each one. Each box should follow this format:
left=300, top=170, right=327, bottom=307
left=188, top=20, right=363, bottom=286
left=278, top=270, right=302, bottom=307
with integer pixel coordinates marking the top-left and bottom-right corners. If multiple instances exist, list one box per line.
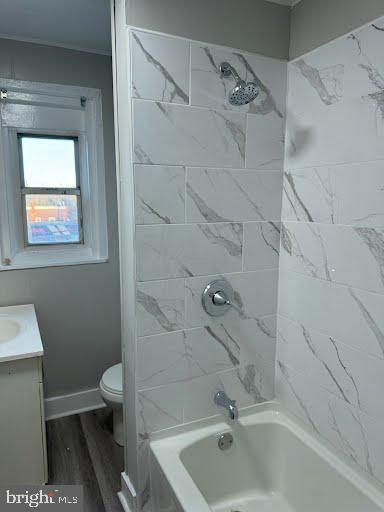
left=99, top=363, right=124, bottom=446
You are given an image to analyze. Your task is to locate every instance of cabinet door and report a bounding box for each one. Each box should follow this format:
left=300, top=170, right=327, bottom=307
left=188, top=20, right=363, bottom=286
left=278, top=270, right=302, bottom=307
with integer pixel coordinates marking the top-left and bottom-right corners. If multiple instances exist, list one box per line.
left=0, top=357, right=46, bottom=484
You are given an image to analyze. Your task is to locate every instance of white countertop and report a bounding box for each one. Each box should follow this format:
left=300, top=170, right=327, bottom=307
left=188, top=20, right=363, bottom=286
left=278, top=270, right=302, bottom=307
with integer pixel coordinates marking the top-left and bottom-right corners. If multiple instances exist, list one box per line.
left=0, top=304, right=44, bottom=363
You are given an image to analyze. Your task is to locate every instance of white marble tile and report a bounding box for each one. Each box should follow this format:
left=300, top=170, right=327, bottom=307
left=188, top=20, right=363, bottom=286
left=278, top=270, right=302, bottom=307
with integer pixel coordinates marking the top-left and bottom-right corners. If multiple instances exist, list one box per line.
left=239, top=314, right=276, bottom=370
left=184, top=365, right=274, bottom=423
left=234, top=363, right=275, bottom=404
left=186, top=326, right=240, bottom=377
left=275, top=17, right=384, bottom=489
left=130, top=30, right=189, bottom=104
left=282, top=162, right=384, bottom=226
left=278, top=271, right=384, bottom=359
left=190, top=42, right=286, bottom=115
left=286, top=96, right=384, bottom=169
left=136, top=437, right=151, bottom=511
left=360, top=411, right=384, bottom=487
left=277, top=315, right=384, bottom=421
left=288, top=21, right=384, bottom=114
left=286, top=22, right=384, bottom=170
left=280, top=222, right=384, bottom=295
left=183, top=372, right=233, bottom=422
left=133, top=100, right=246, bottom=168
left=186, top=168, right=282, bottom=223
left=275, top=362, right=377, bottom=481
left=243, top=222, right=280, bottom=271
left=137, top=326, right=241, bottom=391
left=288, top=56, right=345, bottom=117
left=185, top=270, right=278, bottom=328
left=136, top=279, right=184, bottom=337
left=138, top=383, right=184, bottom=434
left=137, top=331, right=190, bottom=390
left=245, top=113, right=285, bottom=170
left=134, top=165, right=185, bottom=225
left=136, top=223, right=243, bottom=281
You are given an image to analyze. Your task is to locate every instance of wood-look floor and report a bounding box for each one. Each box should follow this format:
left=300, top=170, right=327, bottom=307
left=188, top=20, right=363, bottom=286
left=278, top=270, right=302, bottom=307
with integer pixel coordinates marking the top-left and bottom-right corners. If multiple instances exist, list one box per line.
left=46, top=409, right=124, bottom=512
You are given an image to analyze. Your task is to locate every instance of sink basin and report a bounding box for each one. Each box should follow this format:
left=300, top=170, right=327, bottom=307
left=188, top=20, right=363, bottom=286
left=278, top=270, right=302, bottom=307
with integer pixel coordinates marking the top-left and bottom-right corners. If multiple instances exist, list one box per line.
left=0, top=305, right=43, bottom=362
left=0, top=317, right=21, bottom=343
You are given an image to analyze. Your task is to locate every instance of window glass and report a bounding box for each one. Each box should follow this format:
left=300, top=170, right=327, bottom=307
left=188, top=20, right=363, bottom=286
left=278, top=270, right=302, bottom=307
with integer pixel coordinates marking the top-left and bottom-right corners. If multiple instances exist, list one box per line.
left=24, top=194, right=81, bottom=245
left=20, top=136, right=77, bottom=188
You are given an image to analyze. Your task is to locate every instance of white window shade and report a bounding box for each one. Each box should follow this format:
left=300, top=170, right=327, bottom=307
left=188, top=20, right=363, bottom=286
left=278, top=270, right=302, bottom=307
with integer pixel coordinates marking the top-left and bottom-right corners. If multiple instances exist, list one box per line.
left=0, top=79, right=108, bottom=270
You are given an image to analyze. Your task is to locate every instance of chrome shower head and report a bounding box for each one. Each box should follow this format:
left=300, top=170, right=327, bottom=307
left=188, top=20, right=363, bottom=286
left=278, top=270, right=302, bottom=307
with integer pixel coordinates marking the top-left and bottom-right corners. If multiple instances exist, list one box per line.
left=229, top=80, right=259, bottom=106
left=220, top=62, right=260, bottom=106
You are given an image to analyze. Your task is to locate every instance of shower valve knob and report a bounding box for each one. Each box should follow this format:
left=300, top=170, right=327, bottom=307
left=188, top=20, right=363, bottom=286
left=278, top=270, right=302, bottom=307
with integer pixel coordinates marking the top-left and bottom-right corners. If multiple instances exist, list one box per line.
left=202, top=279, right=234, bottom=317
left=212, top=291, right=229, bottom=306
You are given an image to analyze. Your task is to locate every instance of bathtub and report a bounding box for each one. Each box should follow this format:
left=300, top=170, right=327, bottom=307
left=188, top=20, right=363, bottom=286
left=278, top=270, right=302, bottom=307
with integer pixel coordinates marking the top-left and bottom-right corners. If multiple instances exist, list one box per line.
left=150, top=403, right=384, bottom=512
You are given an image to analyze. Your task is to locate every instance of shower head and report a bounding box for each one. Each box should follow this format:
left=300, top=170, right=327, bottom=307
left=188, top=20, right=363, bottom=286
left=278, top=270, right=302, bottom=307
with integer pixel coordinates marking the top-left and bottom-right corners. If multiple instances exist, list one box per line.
left=220, top=62, right=260, bottom=106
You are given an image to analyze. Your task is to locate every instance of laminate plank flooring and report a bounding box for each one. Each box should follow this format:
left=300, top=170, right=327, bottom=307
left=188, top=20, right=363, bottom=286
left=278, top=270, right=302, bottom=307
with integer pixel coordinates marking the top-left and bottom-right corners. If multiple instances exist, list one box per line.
left=46, top=408, right=124, bottom=512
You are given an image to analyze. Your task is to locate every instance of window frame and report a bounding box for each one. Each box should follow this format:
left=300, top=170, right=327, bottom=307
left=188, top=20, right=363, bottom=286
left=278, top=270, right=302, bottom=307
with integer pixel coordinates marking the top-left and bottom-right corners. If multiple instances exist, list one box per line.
left=0, top=79, right=108, bottom=270
left=18, top=133, right=84, bottom=247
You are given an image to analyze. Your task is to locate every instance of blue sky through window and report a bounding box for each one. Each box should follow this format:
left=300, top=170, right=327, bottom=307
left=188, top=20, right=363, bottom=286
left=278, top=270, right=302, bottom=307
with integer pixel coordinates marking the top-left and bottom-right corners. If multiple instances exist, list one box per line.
left=21, top=136, right=77, bottom=188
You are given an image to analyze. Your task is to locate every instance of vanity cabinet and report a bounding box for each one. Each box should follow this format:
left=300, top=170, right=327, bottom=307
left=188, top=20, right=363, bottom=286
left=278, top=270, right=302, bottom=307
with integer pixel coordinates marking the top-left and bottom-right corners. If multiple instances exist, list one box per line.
left=0, top=356, right=47, bottom=484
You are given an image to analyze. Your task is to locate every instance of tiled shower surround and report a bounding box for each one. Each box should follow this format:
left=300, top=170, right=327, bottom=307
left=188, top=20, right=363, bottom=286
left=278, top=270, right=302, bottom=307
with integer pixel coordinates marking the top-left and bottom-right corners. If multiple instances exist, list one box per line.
left=125, top=16, right=384, bottom=510
left=129, top=28, right=286, bottom=508
left=277, top=17, right=384, bottom=488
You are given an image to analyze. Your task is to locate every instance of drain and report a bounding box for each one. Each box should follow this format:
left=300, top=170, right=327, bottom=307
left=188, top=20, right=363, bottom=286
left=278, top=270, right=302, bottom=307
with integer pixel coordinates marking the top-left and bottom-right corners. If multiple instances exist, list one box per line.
left=218, top=432, right=233, bottom=450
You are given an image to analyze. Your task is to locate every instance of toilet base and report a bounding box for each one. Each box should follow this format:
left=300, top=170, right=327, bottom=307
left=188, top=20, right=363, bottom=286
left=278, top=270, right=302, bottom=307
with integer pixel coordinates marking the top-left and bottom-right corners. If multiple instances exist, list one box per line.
left=113, top=408, right=124, bottom=446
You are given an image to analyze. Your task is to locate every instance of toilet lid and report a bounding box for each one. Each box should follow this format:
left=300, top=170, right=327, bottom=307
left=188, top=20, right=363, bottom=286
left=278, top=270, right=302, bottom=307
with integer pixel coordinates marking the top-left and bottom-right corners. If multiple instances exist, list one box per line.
left=101, top=363, right=123, bottom=395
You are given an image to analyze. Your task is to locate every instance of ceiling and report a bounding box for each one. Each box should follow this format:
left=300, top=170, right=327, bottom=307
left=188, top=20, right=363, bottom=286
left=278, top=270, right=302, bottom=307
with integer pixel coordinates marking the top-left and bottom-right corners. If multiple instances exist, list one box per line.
left=0, top=0, right=111, bottom=55
left=0, top=0, right=302, bottom=56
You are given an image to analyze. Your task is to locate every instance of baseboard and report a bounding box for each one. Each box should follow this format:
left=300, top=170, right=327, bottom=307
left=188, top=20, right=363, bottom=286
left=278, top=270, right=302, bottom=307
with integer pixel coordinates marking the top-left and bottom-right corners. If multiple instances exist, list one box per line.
left=118, top=491, right=133, bottom=512
left=44, top=387, right=106, bottom=420
left=120, top=472, right=137, bottom=512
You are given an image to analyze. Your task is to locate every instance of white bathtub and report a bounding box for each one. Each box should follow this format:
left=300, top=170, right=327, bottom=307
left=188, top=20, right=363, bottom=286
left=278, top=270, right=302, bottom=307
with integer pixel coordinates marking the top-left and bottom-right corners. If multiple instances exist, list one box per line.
left=150, top=403, right=384, bottom=512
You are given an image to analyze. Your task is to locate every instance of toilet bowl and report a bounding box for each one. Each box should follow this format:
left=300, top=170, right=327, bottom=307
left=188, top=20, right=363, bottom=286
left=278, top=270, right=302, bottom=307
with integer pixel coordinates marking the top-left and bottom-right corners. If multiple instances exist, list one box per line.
left=99, top=363, right=124, bottom=446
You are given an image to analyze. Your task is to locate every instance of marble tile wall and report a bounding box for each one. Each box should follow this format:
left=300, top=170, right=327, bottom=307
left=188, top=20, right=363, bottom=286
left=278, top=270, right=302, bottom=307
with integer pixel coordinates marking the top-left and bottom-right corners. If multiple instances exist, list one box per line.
left=129, top=28, right=286, bottom=509
left=277, top=16, right=384, bottom=488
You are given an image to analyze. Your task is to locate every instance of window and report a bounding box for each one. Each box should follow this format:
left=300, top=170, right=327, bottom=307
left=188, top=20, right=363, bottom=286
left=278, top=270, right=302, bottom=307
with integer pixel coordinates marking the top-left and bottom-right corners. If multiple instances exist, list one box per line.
left=0, top=80, right=108, bottom=269
left=19, top=135, right=83, bottom=246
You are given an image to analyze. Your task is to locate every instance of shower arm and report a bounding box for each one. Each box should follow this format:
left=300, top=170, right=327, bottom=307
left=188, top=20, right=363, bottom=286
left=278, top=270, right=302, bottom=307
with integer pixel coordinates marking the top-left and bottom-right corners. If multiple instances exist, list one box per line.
left=220, top=62, right=242, bottom=82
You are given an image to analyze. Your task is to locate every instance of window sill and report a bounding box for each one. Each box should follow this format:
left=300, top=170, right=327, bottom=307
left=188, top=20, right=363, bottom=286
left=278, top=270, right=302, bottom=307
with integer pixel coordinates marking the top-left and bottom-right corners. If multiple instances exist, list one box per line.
left=0, top=256, right=109, bottom=271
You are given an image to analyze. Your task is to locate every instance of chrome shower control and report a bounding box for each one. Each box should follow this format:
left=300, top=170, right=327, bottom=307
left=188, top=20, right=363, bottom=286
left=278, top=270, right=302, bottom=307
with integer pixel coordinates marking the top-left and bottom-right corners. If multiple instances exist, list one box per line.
left=219, top=61, right=259, bottom=106
left=202, top=279, right=235, bottom=317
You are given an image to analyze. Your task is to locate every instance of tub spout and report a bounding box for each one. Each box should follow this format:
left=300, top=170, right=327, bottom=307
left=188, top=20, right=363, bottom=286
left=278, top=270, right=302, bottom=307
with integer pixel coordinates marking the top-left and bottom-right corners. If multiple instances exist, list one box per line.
left=214, top=391, right=238, bottom=420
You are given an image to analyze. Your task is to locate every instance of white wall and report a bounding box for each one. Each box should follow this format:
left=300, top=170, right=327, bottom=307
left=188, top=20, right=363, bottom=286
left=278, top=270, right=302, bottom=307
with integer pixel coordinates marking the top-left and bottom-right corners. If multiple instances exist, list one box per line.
left=277, top=16, right=384, bottom=486
left=290, top=0, right=384, bottom=58
left=0, top=38, right=121, bottom=398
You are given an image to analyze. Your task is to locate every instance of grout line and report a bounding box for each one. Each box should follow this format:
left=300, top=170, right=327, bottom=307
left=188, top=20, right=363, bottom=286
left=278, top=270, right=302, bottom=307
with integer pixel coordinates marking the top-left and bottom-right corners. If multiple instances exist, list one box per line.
left=137, top=311, right=279, bottom=342
left=135, top=219, right=282, bottom=228
left=285, top=157, right=384, bottom=172
left=138, top=364, right=277, bottom=395
left=131, top=95, right=250, bottom=118
left=280, top=219, right=384, bottom=229
left=136, top=268, right=278, bottom=284
left=184, top=166, right=187, bottom=224
left=188, top=41, right=192, bottom=105
left=132, top=163, right=283, bottom=173
left=279, top=265, right=384, bottom=299
left=241, top=222, right=246, bottom=272
left=277, top=313, right=384, bottom=362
